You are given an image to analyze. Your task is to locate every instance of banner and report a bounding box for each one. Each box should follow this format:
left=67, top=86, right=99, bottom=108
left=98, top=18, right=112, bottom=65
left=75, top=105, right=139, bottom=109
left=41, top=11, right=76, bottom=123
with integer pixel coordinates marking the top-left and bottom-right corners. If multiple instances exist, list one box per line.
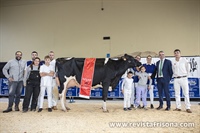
left=79, top=58, right=96, bottom=99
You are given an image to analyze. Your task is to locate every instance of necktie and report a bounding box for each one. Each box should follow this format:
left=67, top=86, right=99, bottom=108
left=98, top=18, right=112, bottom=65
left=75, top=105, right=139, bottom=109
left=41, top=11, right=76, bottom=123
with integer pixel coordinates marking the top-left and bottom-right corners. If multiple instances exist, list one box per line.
left=159, top=60, right=163, bottom=76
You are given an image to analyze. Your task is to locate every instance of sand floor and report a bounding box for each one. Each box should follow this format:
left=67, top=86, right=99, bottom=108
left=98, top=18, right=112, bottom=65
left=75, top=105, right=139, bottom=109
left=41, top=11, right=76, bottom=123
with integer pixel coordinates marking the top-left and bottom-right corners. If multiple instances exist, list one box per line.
left=0, top=98, right=199, bottom=133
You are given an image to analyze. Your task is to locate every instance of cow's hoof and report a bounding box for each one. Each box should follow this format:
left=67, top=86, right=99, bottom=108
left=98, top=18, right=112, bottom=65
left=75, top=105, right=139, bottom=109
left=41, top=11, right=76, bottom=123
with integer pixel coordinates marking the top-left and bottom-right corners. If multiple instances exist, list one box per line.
left=62, top=109, right=68, bottom=112
left=66, top=107, right=71, bottom=110
left=103, top=110, right=109, bottom=113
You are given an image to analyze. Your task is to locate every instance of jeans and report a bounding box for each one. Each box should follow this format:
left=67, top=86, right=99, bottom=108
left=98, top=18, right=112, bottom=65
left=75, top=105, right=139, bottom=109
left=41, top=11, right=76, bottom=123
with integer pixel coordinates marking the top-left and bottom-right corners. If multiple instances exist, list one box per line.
left=8, top=81, right=23, bottom=109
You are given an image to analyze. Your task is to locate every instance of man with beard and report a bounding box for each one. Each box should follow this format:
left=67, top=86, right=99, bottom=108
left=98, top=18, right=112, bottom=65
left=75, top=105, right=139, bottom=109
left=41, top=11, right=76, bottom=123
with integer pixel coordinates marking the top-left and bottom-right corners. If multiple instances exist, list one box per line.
left=2, top=51, right=26, bottom=113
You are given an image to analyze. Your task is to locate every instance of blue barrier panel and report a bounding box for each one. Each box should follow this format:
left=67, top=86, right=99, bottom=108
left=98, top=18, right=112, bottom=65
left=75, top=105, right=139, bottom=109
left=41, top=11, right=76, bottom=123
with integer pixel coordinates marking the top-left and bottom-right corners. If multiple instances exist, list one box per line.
left=0, top=78, right=25, bottom=96
left=0, top=78, right=9, bottom=95
left=0, top=78, right=199, bottom=98
left=188, top=78, right=199, bottom=98
left=90, top=88, right=102, bottom=98
left=66, top=87, right=78, bottom=97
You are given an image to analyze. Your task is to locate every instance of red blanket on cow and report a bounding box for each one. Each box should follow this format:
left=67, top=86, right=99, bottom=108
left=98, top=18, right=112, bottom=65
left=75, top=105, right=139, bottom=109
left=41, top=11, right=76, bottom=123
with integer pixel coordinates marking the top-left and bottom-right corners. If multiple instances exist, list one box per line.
left=79, top=58, right=96, bottom=99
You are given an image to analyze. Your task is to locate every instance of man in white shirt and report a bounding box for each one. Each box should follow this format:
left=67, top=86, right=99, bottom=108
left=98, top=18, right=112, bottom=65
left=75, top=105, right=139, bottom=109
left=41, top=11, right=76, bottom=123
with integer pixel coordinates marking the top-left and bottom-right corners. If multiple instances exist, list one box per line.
left=172, top=49, right=192, bottom=113
left=49, top=51, right=59, bottom=110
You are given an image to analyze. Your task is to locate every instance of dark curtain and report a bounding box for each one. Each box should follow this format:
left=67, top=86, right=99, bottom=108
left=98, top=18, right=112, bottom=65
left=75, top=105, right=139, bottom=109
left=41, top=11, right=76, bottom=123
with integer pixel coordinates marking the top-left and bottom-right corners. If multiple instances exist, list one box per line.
left=0, top=62, right=7, bottom=78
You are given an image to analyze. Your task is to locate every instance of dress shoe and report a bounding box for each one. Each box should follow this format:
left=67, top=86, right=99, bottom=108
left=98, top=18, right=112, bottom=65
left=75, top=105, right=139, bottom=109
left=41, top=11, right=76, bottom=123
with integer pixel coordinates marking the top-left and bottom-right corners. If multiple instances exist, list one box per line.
left=30, top=109, right=36, bottom=111
left=165, top=107, right=170, bottom=111
left=150, top=104, right=154, bottom=109
left=23, top=109, right=28, bottom=113
left=127, top=107, right=132, bottom=110
left=38, top=108, right=43, bottom=112
left=156, top=106, right=163, bottom=110
left=173, top=108, right=181, bottom=111
left=123, top=108, right=127, bottom=111
left=15, top=106, right=20, bottom=111
left=48, top=108, right=52, bottom=112
left=131, top=104, right=134, bottom=108
left=186, top=109, right=192, bottom=113
left=138, top=105, right=144, bottom=109
left=3, top=108, right=12, bottom=113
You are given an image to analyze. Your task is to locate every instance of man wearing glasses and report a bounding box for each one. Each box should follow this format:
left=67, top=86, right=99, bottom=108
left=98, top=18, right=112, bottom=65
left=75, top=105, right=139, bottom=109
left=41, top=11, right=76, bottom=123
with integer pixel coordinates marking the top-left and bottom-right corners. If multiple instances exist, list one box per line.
left=2, top=51, right=26, bottom=113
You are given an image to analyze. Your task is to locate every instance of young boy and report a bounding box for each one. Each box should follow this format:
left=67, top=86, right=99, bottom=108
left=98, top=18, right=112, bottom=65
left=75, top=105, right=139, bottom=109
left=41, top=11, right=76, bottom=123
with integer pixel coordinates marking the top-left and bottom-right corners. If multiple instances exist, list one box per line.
left=38, top=55, right=54, bottom=112
left=121, top=71, right=134, bottom=111
left=135, top=66, right=152, bottom=110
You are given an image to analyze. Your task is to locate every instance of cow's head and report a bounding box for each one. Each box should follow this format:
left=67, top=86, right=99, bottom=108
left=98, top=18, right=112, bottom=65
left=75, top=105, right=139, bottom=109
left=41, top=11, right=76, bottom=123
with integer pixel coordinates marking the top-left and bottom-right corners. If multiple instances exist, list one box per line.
left=122, top=54, right=142, bottom=67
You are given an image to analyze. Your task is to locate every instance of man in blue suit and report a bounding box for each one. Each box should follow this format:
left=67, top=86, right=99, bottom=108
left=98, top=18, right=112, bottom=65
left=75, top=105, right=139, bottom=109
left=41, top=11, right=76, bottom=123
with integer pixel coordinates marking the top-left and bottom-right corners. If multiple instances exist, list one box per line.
left=152, top=51, right=173, bottom=111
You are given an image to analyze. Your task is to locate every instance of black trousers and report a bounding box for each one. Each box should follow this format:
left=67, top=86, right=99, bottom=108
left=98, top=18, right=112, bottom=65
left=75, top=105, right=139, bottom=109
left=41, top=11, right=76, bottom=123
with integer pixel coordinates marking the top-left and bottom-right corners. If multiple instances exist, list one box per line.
left=23, top=84, right=40, bottom=110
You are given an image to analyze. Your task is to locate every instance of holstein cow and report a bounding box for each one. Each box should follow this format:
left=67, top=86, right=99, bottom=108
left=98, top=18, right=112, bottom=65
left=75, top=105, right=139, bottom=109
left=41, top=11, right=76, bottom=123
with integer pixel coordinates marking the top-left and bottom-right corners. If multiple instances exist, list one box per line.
left=56, top=54, right=141, bottom=112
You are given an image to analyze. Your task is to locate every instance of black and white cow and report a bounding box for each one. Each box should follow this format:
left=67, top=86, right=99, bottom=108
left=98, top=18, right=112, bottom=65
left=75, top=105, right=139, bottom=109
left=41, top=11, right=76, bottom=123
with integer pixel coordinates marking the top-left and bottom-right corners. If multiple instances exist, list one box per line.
left=56, top=54, right=141, bottom=112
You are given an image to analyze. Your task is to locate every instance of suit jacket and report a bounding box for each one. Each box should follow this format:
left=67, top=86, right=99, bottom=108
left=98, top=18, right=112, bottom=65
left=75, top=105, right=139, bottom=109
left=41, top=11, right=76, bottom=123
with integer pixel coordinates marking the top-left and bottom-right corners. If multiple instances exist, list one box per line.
left=151, top=59, right=173, bottom=83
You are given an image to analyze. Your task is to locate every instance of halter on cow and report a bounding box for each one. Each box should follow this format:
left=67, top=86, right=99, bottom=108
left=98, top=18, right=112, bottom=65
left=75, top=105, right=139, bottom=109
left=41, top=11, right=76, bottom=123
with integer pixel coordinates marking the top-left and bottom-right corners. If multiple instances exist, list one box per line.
left=56, top=54, right=141, bottom=112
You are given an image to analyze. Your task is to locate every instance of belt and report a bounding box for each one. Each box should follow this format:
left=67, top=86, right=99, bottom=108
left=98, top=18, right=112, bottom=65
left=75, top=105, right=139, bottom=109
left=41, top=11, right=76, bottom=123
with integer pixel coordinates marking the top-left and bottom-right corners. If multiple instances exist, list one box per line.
left=174, top=76, right=187, bottom=79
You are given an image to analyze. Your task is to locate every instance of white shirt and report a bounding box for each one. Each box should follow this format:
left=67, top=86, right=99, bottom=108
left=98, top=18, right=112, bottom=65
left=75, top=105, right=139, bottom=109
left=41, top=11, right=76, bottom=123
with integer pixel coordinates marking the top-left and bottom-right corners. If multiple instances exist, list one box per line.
left=172, top=57, right=190, bottom=77
left=40, top=64, right=54, bottom=87
left=50, top=59, right=56, bottom=72
left=50, top=59, right=56, bottom=78
left=121, top=77, right=133, bottom=92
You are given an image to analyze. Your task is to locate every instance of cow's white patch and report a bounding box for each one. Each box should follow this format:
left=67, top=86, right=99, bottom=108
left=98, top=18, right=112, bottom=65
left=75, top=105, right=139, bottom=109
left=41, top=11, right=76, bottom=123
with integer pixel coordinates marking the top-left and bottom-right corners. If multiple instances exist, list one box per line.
left=103, top=101, right=107, bottom=111
left=108, top=86, right=112, bottom=91
left=91, top=84, right=103, bottom=90
left=61, top=76, right=78, bottom=112
left=104, top=58, right=109, bottom=64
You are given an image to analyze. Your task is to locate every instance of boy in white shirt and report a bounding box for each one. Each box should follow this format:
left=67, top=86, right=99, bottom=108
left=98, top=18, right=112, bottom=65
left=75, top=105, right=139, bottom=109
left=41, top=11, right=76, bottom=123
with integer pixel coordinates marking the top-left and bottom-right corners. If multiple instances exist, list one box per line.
left=121, top=71, right=134, bottom=111
left=38, top=55, right=54, bottom=112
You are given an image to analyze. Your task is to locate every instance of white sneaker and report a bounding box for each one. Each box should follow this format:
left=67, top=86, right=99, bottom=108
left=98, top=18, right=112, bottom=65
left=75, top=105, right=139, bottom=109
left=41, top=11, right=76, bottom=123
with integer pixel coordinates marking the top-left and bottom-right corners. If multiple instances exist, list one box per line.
left=134, top=106, right=138, bottom=110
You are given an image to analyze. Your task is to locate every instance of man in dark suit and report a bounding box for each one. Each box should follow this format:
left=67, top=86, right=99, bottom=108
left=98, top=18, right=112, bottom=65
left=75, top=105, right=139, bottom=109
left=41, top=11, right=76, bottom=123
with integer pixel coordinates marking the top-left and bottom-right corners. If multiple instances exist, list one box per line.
left=152, top=51, right=173, bottom=111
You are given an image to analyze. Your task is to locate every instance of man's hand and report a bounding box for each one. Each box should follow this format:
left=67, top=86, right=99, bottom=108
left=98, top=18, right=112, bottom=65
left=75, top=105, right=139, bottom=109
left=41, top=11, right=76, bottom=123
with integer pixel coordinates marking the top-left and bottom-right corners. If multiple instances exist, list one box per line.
left=8, top=78, right=13, bottom=82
